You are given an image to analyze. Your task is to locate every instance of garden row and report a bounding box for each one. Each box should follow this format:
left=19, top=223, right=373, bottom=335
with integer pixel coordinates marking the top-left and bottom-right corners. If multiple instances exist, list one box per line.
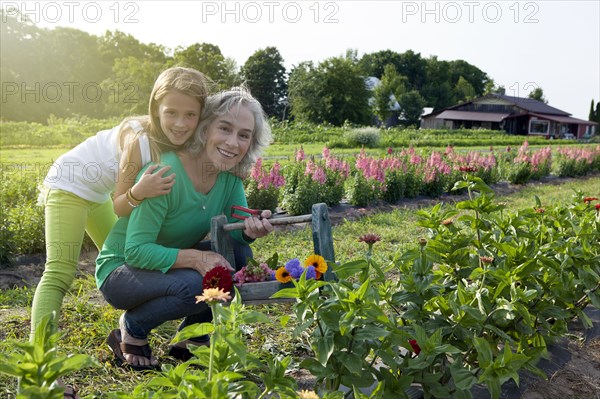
left=1, top=143, right=599, bottom=261
left=247, top=143, right=600, bottom=214
left=3, top=178, right=599, bottom=398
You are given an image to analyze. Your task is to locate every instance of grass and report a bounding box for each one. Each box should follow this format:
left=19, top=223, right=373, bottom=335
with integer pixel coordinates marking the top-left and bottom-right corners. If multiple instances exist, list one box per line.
left=0, top=175, right=598, bottom=397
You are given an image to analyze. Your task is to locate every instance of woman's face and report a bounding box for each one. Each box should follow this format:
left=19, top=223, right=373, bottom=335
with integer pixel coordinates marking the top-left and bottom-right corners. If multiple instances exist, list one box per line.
left=157, top=91, right=202, bottom=146
left=202, top=105, right=254, bottom=173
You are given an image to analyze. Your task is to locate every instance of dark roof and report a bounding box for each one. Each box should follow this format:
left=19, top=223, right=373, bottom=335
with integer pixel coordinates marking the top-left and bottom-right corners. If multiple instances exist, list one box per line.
left=491, top=94, right=570, bottom=116
left=425, top=94, right=575, bottom=119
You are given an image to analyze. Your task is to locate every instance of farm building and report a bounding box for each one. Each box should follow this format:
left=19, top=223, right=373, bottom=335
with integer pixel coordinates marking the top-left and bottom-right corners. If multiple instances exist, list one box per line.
left=421, top=94, right=597, bottom=139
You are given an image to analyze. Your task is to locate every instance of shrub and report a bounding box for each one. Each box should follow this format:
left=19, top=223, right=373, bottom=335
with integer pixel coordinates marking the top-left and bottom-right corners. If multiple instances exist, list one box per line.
left=345, top=173, right=377, bottom=206
left=380, top=169, right=405, bottom=203
left=6, top=203, right=45, bottom=254
left=0, top=213, right=16, bottom=267
left=344, top=127, right=381, bottom=148
left=280, top=163, right=321, bottom=215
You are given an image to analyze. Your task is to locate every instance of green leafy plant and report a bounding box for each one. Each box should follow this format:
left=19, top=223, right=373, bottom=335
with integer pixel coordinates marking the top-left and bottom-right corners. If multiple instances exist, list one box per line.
left=0, top=313, right=98, bottom=399
left=273, top=176, right=600, bottom=398
left=118, top=288, right=298, bottom=399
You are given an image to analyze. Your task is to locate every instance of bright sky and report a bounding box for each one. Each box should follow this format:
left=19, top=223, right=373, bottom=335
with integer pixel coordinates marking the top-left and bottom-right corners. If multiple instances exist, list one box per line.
left=11, top=0, right=600, bottom=119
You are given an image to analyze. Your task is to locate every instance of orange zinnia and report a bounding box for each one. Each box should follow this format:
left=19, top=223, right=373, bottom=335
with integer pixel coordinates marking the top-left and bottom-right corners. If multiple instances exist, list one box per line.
left=195, top=288, right=232, bottom=304
left=304, top=254, right=327, bottom=274
left=275, top=267, right=292, bottom=283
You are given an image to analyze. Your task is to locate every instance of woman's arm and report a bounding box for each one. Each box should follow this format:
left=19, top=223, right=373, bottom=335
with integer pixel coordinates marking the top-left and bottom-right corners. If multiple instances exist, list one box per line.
left=170, top=249, right=234, bottom=276
left=123, top=193, right=233, bottom=275
left=225, top=177, right=274, bottom=242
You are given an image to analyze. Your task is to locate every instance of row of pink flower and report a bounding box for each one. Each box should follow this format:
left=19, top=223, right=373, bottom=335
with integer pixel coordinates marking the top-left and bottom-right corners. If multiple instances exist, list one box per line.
left=250, top=158, right=285, bottom=190
left=511, top=141, right=553, bottom=172
left=299, top=147, right=351, bottom=185
left=251, top=143, right=599, bottom=193
left=354, top=146, right=497, bottom=185
left=556, top=145, right=600, bottom=164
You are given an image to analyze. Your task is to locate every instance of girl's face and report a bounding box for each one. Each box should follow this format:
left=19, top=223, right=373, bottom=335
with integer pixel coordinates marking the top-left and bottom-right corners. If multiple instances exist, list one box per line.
left=157, top=91, right=201, bottom=146
left=201, top=105, right=254, bottom=173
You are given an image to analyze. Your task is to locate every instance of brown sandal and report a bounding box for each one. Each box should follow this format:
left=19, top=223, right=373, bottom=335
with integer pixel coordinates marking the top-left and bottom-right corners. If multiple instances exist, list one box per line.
left=63, top=385, right=80, bottom=399
left=106, top=329, right=159, bottom=371
left=56, top=379, right=80, bottom=399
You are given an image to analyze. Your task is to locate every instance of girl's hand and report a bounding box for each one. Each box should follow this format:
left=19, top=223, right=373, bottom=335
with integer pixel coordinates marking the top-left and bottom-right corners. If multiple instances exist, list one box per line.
left=243, top=209, right=274, bottom=239
left=132, top=165, right=175, bottom=200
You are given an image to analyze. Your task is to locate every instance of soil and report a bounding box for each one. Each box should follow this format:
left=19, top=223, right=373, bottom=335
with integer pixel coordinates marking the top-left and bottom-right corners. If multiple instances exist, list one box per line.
left=522, top=336, right=600, bottom=399
left=1, top=175, right=599, bottom=398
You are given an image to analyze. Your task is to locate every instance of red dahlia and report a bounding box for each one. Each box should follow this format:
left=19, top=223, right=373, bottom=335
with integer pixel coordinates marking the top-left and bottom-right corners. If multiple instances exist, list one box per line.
left=203, top=265, right=233, bottom=293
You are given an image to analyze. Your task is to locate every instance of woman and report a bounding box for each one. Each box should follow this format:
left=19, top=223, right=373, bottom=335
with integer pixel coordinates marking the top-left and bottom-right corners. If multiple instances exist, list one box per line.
left=96, top=87, right=274, bottom=370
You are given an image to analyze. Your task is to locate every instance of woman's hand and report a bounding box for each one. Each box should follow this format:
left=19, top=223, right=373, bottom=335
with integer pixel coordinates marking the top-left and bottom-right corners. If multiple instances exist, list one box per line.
left=172, top=249, right=234, bottom=276
left=131, top=165, right=175, bottom=200
left=243, top=209, right=274, bottom=239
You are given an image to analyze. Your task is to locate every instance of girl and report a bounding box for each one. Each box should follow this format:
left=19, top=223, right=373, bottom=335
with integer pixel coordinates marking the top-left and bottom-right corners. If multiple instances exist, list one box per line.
left=31, top=67, right=210, bottom=340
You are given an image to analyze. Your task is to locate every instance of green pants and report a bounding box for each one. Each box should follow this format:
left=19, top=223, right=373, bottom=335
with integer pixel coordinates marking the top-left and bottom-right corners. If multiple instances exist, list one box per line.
left=30, top=189, right=117, bottom=339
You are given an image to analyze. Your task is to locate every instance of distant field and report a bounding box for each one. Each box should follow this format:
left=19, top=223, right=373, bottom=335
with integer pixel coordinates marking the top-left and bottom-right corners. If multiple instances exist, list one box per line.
left=0, top=145, right=412, bottom=166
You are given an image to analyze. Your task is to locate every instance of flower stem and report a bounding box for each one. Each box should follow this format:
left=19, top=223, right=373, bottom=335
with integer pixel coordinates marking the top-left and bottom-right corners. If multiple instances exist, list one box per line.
left=208, top=302, right=217, bottom=380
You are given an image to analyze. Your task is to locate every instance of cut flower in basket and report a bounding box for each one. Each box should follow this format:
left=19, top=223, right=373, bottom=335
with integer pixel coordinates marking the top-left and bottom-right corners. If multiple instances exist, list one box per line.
left=275, top=254, right=327, bottom=283
left=233, top=262, right=275, bottom=286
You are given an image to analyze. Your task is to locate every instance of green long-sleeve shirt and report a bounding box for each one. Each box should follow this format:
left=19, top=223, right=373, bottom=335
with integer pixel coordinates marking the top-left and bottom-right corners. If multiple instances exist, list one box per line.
left=95, top=152, right=252, bottom=289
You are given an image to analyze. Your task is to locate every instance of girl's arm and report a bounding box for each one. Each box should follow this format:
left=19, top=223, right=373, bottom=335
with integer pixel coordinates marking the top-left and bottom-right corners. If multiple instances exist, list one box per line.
left=113, top=139, right=175, bottom=217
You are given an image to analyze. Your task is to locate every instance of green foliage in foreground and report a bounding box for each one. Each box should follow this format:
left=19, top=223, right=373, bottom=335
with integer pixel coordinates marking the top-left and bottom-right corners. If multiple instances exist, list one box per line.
left=0, top=314, right=98, bottom=399
left=0, top=177, right=599, bottom=398
left=273, top=178, right=600, bottom=398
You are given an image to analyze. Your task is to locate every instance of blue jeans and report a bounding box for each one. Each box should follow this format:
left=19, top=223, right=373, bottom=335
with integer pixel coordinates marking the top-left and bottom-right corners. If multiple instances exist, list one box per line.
left=100, top=241, right=252, bottom=340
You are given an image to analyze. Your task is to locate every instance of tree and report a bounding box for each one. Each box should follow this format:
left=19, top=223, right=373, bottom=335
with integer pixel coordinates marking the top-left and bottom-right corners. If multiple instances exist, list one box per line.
left=589, top=99, right=596, bottom=122
left=483, top=79, right=506, bottom=96
left=397, top=90, right=426, bottom=127
left=287, top=62, right=322, bottom=123
left=396, top=50, right=427, bottom=91
left=448, top=60, right=488, bottom=97
left=454, top=76, right=476, bottom=103
left=358, top=50, right=427, bottom=92
left=288, top=55, right=371, bottom=126
left=172, top=43, right=238, bottom=89
left=241, top=47, right=287, bottom=120
left=421, top=56, right=453, bottom=111
left=101, top=56, right=166, bottom=117
left=372, top=64, right=407, bottom=123
left=98, top=30, right=167, bottom=74
left=358, top=50, right=403, bottom=79
left=528, top=87, right=547, bottom=103
left=494, top=86, right=506, bottom=95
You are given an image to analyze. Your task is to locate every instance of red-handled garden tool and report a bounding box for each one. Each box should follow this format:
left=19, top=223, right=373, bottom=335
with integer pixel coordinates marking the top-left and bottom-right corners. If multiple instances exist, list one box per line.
left=231, top=205, right=264, bottom=220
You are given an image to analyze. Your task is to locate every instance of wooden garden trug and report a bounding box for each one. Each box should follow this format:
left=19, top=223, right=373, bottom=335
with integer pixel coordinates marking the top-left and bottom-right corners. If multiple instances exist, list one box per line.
left=210, top=203, right=335, bottom=304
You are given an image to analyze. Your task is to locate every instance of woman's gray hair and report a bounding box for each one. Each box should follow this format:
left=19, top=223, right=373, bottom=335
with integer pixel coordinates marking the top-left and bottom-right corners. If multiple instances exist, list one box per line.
left=188, top=86, right=272, bottom=177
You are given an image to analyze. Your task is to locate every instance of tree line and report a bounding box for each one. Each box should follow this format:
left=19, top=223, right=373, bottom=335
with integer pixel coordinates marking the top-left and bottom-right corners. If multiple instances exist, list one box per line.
left=0, top=10, right=530, bottom=127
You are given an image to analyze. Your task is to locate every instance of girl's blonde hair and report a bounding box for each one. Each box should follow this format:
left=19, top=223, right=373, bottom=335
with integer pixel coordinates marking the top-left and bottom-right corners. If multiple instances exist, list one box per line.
left=189, top=86, right=273, bottom=178
left=119, top=66, right=210, bottom=162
